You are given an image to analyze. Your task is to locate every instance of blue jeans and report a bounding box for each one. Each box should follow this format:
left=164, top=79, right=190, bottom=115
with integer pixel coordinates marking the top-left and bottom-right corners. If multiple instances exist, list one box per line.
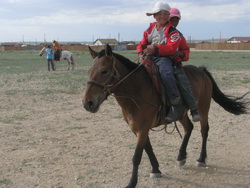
left=153, top=56, right=179, bottom=100
left=174, top=67, right=197, bottom=111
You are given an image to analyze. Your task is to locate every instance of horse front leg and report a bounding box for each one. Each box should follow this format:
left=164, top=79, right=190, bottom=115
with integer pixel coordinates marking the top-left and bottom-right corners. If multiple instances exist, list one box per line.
left=126, top=132, right=148, bottom=188
left=178, top=114, right=194, bottom=166
left=144, top=137, right=161, bottom=178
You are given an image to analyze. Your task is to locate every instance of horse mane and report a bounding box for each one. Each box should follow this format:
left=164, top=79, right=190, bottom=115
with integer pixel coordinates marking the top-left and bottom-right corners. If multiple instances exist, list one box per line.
left=98, top=50, right=139, bottom=71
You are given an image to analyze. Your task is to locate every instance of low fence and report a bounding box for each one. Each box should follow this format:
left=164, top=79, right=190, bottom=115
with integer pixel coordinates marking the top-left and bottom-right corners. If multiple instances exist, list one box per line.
left=1, top=43, right=250, bottom=51
left=0, top=44, right=137, bottom=51
left=195, top=43, right=250, bottom=50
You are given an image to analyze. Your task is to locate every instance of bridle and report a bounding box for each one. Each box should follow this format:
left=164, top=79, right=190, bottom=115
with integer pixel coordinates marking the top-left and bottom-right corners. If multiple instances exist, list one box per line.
left=86, top=55, right=149, bottom=105
left=86, top=55, right=158, bottom=108
left=86, top=56, right=121, bottom=96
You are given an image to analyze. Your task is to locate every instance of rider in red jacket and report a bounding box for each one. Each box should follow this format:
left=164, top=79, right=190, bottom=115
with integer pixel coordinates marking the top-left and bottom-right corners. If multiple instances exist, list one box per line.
left=137, top=22, right=190, bottom=66
left=137, top=22, right=181, bottom=57
left=136, top=2, right=201, bottom=122
left=137, top=2, right=183, bottom=122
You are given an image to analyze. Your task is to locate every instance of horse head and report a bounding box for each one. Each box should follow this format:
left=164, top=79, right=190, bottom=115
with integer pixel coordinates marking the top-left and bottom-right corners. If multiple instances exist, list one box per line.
left=39, top=47, right=46, bottom=56
left=83, top=44, right=118, bottom=113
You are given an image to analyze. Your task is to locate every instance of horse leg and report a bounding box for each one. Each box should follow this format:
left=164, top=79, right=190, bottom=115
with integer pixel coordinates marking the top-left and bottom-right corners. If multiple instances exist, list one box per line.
left=178, top=114, right=194, bottom=166
left=144, top=137, right=161, bottom=178
left=66, top=59, right=70, bottom=70
left=54, top=60, right=57, bottom=70
left=71, top=56, right=76, bottom=70
left=196, top=122, right=209, bottom=167
left=126, top=132, right=148, bottom=188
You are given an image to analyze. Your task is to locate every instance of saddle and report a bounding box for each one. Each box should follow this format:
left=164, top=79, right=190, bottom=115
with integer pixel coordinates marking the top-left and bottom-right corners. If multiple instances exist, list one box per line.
left=141, top=57, right=183, bottom=123
left=141, top=57, right=161, bottom=94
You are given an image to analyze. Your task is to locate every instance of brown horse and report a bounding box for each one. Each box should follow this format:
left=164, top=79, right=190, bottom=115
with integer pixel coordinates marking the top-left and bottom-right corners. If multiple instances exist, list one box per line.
left=82, top=44, right=248, bottom=188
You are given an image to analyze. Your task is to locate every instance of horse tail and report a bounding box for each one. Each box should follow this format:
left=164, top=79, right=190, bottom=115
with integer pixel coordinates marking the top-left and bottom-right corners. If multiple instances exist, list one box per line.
left=200, top=66, right=249, bottom=115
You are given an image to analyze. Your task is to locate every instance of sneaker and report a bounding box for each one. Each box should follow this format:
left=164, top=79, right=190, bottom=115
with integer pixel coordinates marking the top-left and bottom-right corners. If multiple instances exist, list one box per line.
left=191, top=109, right=202, bottom=122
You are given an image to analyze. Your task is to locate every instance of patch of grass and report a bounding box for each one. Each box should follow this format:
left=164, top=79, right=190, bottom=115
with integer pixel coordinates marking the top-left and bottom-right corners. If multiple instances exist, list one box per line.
left=75, top=174, right=84, bottom=181
left=77, top=154, right=90, bottom=159
left=113, top=114, right=123, bottom=119
left=68, top=85, right=79, bottom=94
left=0, top=50, right=249, bottom=100
left=0, top=118, right=14, bottom=124
left=13, top=114, right=28, bottom=121
left=65, top=126, right=86, bottom=130
left=241, top=79, right=250, bottom=84
left=0, top=179, right=12, bottom=185
left=188, top=51, right=250, bottom=71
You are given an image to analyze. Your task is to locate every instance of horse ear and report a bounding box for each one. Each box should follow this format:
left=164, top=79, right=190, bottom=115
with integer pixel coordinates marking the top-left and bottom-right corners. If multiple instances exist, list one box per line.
left=105, top=44, right=112, bottom=57
left=88, top=46, right=98, bottom=59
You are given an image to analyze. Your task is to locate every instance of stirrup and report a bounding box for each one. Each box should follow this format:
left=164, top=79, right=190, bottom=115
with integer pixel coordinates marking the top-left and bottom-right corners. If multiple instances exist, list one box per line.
left=191, top=110, right=202, bottom=122
left=165, top=106, right=178, bottom=122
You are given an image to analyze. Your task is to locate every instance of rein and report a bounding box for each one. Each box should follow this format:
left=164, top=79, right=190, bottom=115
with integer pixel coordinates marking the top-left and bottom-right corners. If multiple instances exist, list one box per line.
left=87, top=56, right=157, bottom=108
left=151, top=121, right=183, bottom=139
left=111, top=57, right=143, bottom=89
left=87, top=55, right=182, bottom=138
left=87, top=56, right=120, bottom=95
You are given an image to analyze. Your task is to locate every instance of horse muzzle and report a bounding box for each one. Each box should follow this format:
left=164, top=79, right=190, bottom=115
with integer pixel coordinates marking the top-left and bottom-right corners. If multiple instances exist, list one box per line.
left=82, top=86, right=109, bottom=113
left=83, top=100, right=100, bottom=113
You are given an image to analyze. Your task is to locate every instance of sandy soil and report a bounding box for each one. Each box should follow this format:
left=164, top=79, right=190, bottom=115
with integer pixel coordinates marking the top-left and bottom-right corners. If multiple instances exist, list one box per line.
left=0, top=69, right=250, bottom=188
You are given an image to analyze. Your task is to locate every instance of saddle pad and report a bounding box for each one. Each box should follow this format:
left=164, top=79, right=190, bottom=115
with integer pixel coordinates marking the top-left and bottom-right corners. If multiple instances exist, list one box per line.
left=142, top=57, right=161, bottom=94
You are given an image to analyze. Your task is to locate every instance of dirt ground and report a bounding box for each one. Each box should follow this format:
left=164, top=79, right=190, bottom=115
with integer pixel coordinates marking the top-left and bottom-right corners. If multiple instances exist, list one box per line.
left=0, top=69, right=250, bottom=188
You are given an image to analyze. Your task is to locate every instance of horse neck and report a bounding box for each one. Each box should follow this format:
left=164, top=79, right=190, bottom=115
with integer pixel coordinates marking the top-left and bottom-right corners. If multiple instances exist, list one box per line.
left=112, top=61, right=159, bottom=107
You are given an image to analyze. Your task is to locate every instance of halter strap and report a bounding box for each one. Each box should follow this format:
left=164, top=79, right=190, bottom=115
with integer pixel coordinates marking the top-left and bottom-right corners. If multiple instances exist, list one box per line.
left=86, top=56, right=119, bottom=95
left=87, top=80, right=106, bottom=88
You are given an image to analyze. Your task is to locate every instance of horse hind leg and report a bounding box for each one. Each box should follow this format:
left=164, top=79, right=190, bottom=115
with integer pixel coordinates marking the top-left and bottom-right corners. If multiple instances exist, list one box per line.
left=71, top=56, right=76, bottom=70
left=66, top=59, right=70, bottom=70
left=196, top=121, right=209, bottom=167
left=178, top=114, right=194, bottom=167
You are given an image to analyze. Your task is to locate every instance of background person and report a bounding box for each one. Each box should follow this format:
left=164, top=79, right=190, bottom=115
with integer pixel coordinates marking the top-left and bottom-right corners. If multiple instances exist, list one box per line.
left=45, top=45, right=55, bottom=71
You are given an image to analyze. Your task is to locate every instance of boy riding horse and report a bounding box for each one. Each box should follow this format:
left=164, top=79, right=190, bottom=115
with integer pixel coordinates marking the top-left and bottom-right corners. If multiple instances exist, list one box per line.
left=53, top=40, right=61, bottom=61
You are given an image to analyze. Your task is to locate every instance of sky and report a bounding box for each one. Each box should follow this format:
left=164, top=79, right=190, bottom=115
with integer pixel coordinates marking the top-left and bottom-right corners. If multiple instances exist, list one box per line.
left=0, top=0, right=249, bottom=43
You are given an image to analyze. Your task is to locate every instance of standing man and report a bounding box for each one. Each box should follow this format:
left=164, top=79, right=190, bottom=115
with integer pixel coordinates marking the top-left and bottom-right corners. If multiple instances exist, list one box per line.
left=45, top=45, right=55, bottom=71
left=53, top=40, right=61, bottom=61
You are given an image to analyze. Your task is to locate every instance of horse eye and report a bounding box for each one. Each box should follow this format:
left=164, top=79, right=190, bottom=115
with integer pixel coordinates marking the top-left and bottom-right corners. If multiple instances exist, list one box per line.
left=101, top=70, right=109, bottom=75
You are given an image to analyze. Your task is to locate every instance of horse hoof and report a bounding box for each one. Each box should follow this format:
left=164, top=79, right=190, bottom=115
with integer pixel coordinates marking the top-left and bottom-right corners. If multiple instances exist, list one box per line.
left=178, top=159, right=186, bottom=167
left=150, top=173, right=161, bottom=178
left=196, top=161, right=206, bottom=167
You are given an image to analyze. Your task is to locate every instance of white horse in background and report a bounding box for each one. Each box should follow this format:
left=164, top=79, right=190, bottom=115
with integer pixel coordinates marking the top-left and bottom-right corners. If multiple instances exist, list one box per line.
left=39, top=47, right=76, bottom=70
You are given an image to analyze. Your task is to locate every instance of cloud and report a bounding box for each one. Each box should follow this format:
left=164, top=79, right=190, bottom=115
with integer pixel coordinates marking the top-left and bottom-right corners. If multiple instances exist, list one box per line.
left=4, top=8, right=151, bottom=27
left=4, top=0, right=248, bottom=28
left=0, top=0, right=249, bottom=42
left=173, top=0, right=250, bottom=22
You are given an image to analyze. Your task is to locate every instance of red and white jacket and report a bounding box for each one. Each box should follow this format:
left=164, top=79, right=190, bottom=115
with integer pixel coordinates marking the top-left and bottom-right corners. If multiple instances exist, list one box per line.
left=178, top=33, right=190, bottom=62
left=137, top=22, right=189, bottom=64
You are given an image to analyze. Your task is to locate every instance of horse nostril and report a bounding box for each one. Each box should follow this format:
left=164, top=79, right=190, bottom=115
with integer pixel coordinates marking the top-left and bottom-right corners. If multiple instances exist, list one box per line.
left=84, top=100, right=93, bottom=110
left=88, top=101, right=93, bottom=108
